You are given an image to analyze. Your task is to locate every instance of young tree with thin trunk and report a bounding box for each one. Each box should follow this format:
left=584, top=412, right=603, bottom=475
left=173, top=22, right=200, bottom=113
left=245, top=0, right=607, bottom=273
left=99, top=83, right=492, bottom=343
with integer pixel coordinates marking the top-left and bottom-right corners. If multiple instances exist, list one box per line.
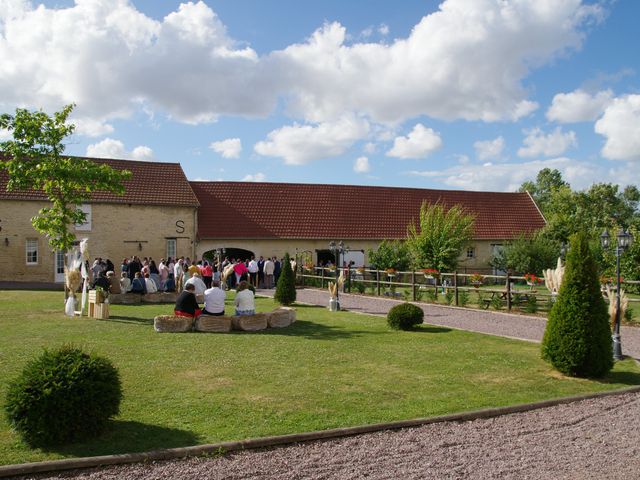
left=1, top=104, right=131, bottom=251
left=406, top=201, right=475, bottom=272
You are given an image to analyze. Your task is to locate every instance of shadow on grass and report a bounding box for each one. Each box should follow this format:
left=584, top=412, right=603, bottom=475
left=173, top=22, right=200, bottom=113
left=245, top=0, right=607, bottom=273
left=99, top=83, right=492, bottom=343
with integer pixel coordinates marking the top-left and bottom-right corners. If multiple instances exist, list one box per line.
left=259, top=319, right=374, bottom=340
left=40, top=420, right=200, bottom=458
left=597, top=366, right=640, bottom=386
left=105, top=315, right=154, bottom=325
left=414, top=325, right=452, bottom=334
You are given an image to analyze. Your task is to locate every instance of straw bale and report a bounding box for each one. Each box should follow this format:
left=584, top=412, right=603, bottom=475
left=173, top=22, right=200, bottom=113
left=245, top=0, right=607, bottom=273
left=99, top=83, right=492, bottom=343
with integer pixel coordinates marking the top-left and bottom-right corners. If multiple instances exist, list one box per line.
left=154, top=315, right=193, bottom=333
left=268, top=307, right=296, bottom=328
left=232, top=313, right=268, bottom=331
left=195, top=315, right=233, bottom=333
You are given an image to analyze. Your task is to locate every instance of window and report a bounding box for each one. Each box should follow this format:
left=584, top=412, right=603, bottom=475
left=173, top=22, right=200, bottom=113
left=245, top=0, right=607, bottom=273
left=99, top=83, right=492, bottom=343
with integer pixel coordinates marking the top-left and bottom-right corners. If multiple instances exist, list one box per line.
left=75, top=204, right=92, bottom=231
left=166, top=238, right=177, bottom=259
left=26, top=239, right=38, bottom=265
left=466, top=246, right=476, bottom=258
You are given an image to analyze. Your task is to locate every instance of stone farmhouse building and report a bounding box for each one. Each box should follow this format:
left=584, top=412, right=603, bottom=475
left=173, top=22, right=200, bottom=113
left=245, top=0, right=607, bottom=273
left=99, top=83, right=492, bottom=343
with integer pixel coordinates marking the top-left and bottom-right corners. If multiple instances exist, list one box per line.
left=0, top=157, right=546, bottom=285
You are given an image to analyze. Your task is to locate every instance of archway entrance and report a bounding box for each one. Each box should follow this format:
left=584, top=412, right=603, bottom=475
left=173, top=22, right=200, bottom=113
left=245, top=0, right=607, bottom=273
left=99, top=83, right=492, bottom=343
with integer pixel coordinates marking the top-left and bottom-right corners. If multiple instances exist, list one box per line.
left=202, top=247, right=255, bottom=263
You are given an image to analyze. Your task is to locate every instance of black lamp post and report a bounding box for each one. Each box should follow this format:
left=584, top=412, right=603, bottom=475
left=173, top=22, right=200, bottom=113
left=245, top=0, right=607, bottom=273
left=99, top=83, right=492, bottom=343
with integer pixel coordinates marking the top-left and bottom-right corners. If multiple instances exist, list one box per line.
left=329, top=240, right=349, bottom=310
left=600, top=228, right=633, bottom=360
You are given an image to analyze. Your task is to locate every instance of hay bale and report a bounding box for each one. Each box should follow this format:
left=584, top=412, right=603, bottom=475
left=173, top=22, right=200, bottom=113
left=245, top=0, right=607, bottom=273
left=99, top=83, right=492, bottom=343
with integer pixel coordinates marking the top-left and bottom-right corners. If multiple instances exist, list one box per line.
left=154, top=315, right=193, bottom=333
left=195, top=315, right=232, bottom=333
left=110, top=293, right=142, bottom=305
left=268, top=307, right=296, bottom=328
left=160, top=292, right=178, bottom=303
left=232, top=313, right=268, bottom=331
left=142, top=292, right=164, bottom=303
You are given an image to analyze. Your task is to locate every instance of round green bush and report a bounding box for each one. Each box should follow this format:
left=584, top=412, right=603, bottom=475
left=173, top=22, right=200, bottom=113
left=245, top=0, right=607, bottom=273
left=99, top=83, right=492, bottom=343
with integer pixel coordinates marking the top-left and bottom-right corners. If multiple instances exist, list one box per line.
left=4, top=346, right=122, bottom=446
left=387, top=303, right=424, bottom=330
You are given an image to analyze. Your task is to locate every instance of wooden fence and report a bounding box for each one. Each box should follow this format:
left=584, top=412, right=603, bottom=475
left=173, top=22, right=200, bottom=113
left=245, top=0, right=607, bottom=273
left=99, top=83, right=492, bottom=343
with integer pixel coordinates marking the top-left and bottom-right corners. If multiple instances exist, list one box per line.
left=295, top=267, right=640, bottom=312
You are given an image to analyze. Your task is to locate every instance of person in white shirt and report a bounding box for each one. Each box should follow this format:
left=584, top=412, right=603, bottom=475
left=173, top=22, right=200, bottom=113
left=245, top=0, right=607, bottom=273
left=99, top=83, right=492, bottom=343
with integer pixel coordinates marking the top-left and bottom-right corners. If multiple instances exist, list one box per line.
left=263, top=258, right=275, bottom=289
left=234, top=281, right=255, bottom=316
left=247, top=257, right=259, bottom=287
left=120, top=271, right=132, bottom=293
left=174, top=258, right=184, bottom=292
left=144, top=273, right=158, bottom=293
left=185, top=273, right=207, bottom=295
left=202, top=280, right=226, bottom=316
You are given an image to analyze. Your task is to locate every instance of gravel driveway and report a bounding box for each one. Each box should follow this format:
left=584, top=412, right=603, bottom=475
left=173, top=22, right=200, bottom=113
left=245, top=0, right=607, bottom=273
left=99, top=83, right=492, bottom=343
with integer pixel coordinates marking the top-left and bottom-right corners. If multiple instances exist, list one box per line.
left=15, top=288, right=640, bottom=480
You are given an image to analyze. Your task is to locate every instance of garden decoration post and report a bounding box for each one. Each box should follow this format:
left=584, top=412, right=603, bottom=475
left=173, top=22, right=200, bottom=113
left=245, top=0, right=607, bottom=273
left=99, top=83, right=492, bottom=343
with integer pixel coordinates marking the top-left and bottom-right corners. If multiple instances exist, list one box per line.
left=328, top=241, right=349, bottom=311
left=600, top=228, right=633, bottom=360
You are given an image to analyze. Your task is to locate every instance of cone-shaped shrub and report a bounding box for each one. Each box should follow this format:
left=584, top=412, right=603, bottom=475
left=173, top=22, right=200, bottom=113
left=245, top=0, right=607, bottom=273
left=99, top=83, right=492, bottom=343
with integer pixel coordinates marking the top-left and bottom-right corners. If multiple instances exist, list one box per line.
left=4, top=346, right=122, bottom=446
left=541, top=232, right=613, bottom=377
left=275, top=252, right=296, bottom=306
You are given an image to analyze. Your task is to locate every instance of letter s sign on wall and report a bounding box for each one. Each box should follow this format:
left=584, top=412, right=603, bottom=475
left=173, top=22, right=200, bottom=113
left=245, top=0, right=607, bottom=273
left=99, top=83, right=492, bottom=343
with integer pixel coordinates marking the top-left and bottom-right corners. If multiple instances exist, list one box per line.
left=175, top=220, right=185, bottom=234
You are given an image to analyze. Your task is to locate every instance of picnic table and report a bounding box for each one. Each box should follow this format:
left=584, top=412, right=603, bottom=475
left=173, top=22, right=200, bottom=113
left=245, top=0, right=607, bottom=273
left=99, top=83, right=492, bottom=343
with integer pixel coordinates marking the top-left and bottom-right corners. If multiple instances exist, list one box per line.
left=479, top=288, right=536, bottom=309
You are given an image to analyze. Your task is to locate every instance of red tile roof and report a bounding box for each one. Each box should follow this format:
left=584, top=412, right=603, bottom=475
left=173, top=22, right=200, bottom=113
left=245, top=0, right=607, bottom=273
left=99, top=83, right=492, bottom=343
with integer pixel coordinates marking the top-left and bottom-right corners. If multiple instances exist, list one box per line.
left=190, top=182, right=546, bottom=240
left=0, top=157, right=200, bottom=207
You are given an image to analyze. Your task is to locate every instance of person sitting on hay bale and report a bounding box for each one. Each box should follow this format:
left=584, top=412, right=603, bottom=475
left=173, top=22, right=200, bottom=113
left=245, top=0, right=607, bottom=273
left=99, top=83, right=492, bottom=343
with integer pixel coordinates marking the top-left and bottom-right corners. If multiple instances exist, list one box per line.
left=174, top=283, right=202, bottom=318
left=234, top=281, right=255, bottom=316
left=203, top=280, right=226, bottom=316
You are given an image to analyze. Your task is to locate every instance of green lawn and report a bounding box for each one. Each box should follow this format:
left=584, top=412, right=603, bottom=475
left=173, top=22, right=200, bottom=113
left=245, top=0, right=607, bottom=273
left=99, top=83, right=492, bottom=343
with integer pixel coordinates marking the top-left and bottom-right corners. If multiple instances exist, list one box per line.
left=1, top=291, right=639, bottom=466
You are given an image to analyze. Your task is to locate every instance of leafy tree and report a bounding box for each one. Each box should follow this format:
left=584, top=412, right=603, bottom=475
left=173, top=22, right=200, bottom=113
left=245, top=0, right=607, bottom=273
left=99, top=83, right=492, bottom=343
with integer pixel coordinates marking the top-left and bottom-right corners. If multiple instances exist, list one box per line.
left=275, top=252, right=296, bottom=305
left=519, top=168, right=568, bottom=213
left=490, top=233, right=561, bottom=275
left=368, top=239, right=410, bottom=271
left=0, top=104, right=131, bottom=251
left=406, top=201, right=475, bottom=272
left=541, top=232, right=613, bottom=378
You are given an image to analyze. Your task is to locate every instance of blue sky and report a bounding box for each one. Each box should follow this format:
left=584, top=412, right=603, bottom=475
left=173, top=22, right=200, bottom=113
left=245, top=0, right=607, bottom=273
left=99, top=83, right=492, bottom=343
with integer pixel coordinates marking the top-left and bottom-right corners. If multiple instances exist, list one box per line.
left=1, top=0, right=639, bottom=191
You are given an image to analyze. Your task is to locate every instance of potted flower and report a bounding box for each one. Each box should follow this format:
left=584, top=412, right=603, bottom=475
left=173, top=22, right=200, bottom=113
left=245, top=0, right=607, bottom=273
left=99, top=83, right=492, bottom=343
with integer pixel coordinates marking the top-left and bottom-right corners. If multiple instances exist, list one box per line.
left=385, top=267, right=396, bottom=278
left=303, top=262, right=315, bottom=272
left=422, top=268, right=440, bottom=279
left=469, top=273, right=484, bottom=288
left=523, top=273, right=540, bottom=292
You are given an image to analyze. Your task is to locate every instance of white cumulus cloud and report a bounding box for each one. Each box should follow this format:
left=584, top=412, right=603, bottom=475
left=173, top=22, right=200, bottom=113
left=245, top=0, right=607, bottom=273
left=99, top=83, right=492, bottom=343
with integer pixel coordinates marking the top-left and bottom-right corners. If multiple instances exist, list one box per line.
left=407, top=158, right=611, bottom=192
left=474, top=136, right=505, bottom=161
left=242, top=172, right=266, bottom=182
left=0, top=0, right=603, bottom=130
left=86, top=138, right=154, bottom=161
left=354, top=156, right=370, bottom=173
left=546, top=89, right=613, bottom=123
left=595, top=94, right=640, bottom=161
left=273, top=1, right=600, bottom=123
left=209, top=138, right=242, bottom=158
left=254, top=115, right=369, bottom=165
left=387, top=124, right=442, bottom=159
left=517, top=127, right=577, bottom=158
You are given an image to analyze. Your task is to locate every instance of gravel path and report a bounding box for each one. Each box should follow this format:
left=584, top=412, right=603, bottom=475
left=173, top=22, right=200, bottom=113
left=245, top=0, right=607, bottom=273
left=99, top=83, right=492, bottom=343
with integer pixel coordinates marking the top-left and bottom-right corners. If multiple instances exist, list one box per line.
left=25, top=391, right=640, bottom=480
left=17, top=288, right=640, bottom=480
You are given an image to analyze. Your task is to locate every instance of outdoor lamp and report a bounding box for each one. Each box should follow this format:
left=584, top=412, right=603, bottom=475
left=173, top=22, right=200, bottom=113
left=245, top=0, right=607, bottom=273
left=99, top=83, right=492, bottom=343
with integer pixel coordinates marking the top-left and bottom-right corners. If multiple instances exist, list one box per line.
left=601, top=227, right=633, bottom=361
left=617, top=229, right=633, bottom=250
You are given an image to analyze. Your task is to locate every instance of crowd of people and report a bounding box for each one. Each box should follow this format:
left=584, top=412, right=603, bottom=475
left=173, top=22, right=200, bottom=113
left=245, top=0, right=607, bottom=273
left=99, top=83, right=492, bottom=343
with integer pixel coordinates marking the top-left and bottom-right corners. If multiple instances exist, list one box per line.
left=88, top=254, right=284, bottom=319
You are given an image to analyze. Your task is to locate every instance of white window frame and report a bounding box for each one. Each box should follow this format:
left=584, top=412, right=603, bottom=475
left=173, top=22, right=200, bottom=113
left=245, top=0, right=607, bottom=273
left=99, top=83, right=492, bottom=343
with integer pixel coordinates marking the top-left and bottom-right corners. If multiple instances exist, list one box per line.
left=26, top=238, right=38, bottom=265
left=166, top=238, right=177, bottom=259
left=466, top=246, right=476, bottom=258
left=75, top=204, right=92, bottom=231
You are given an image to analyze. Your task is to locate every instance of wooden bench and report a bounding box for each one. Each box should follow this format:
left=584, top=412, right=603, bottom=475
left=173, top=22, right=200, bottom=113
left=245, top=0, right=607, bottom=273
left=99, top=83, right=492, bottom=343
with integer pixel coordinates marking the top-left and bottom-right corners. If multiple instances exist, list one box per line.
left=154, top=307, right=296, bottom=333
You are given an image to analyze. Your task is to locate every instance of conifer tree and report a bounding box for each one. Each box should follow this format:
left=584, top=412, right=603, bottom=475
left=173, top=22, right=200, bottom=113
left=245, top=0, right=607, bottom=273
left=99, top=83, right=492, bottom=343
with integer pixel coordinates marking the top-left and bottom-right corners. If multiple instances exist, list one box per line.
left=275, top=252, right=296, bottom=306
left=541, top=232, right=613, bottom=377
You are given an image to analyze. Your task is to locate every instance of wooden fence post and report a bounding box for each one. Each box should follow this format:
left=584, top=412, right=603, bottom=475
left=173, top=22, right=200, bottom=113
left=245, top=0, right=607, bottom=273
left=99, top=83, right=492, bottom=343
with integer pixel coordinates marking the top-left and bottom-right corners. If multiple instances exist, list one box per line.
left=376, top=269, right=381, bottom=297
left=412, top=271, right=416, bottom=301
left=506, top=271, right=512, bottom=311
left=321, top=267, right=325, bottom=290
left=454, top=271, right=459, bottom=306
